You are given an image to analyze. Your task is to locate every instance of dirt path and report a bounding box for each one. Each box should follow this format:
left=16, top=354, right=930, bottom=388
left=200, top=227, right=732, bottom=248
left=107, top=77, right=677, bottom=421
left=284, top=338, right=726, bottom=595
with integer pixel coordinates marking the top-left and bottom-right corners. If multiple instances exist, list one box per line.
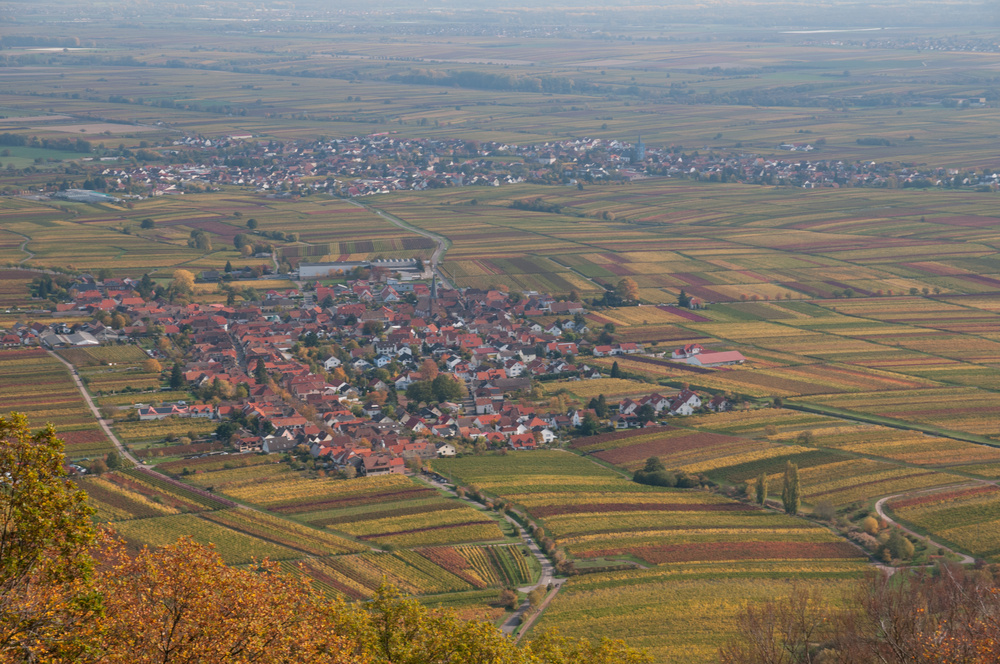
left=350, top=200, right=455, bottom=288
left=48, top=350, right=143, bottom=467
left=874, top=485, right=978, bottom=565
left=416, top=475, right=562, bottom=637
left=7, top=230, right=34, bottom=264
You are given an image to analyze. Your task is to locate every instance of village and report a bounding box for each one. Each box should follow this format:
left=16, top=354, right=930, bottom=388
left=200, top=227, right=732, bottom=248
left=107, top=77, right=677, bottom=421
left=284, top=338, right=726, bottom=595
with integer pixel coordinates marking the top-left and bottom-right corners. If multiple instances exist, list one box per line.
left=3, top=269, right=747, bottom=478
left=10, top=131, right=995, bottom=201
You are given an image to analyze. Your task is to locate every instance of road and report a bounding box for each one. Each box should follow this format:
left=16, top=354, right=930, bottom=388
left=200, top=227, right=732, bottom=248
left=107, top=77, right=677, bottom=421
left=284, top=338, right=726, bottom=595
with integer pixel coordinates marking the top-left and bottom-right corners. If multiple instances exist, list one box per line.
left=419, top=474, right=564, bottom=637
left=48, top=349, right=143, bottom=467
left=874, top=485, right=977, bottom=565
left=349, top=200, right=455, bottom=288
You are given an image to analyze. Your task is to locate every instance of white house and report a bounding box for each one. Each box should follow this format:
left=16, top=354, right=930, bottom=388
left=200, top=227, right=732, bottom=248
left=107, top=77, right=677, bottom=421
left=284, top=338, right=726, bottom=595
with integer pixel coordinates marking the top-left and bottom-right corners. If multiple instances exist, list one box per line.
left=669, top=390, right=702, bottom=416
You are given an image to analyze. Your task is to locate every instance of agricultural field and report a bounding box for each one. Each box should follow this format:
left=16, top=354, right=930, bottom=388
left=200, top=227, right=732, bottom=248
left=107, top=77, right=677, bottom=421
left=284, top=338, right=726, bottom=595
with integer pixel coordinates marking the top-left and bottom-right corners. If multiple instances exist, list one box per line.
left=0, top=348, right=109, bottom=457
left=289, top=543, right=535, bottom=601
left=375, top=182, right=1000, bottom=304
left=79, top=468, right=231, bottom=521
left=435, top=451, right=861, bottom=563
left=80, top=461, right=533, bottom=605
left=182, top=465, right=507, bottom=548
left=573, top=403, right=1000, bottom=503
left=542, top=377, right=662, bottom=402
left=530, top=561, right=864, bottom=664
left=887, top=485, right=1000, bottom=562
left=0, top=269, right=38, bottom=309
left=0, top=193, right=430, bottom=278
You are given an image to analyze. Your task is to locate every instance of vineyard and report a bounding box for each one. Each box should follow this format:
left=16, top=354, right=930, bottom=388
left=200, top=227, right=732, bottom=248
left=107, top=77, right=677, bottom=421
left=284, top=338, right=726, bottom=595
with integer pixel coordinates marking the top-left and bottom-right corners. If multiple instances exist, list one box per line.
left=888, top=485, right=1000, bottom=562
left=0, top=348, right=109, bottom=457
left=79, top=460, right=528, bottom=608
left=435, top=451, right=861, bottom=563
left=530, top=560, right=865, bottom=664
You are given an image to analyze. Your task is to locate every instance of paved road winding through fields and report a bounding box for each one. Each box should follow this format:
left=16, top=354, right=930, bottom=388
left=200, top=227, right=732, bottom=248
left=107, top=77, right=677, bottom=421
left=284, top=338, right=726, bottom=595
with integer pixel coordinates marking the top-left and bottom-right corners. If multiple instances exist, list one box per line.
left=874, top=485, right=978, bottom=566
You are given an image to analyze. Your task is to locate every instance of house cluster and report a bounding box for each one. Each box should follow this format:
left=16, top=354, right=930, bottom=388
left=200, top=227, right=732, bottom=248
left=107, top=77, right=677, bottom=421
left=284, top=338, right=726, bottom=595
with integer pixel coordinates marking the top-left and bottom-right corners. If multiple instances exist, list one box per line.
left=611, top=389, right=730, bottom=428
left=11, top=270, right=658, bottom=472
left=33, top=128, right=992, bottom=202
left=4, top=259, right=763, bottom=476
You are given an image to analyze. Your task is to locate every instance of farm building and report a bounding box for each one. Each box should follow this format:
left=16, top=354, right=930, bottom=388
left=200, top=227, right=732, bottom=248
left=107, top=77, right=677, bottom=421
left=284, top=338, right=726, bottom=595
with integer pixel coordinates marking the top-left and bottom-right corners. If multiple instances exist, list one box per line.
left=681, top=350, right=746, bottom=367
left=298, top=259, right=423, bottom=280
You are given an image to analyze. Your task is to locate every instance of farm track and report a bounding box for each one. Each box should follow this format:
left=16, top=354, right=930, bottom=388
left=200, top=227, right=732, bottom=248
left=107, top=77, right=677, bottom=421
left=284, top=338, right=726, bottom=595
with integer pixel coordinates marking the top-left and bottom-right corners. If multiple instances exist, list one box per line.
left=874, top=484, right=980, bottom=566
left=48, top=349, right=142, bottom=467
left=8, top=229, right=34, bottom=264
left=415, top=475, right=563, bottom=637
left=350, top=200, right=455, bottom=288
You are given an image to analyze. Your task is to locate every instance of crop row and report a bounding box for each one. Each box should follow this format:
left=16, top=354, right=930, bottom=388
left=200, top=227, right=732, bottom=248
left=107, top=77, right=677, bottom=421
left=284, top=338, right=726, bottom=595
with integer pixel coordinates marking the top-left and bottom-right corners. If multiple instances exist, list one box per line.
left=200, top=509, right=366, bottom=556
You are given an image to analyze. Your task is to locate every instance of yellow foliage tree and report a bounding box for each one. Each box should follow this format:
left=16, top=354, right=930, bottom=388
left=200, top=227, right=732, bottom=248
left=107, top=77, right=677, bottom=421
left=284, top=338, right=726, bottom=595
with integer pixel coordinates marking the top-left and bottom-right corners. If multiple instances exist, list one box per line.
left=615, top=277, right=640, bottom=302
left=171, top=269, right=195, bottom=295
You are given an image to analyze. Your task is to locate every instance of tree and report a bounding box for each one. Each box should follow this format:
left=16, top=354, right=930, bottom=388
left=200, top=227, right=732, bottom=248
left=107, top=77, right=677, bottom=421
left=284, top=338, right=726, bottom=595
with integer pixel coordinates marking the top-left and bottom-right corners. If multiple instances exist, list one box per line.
left=498, top=588, right=519, bottom=610
left=246, top=218, right=258, bottom=230
left=635, top=404, right=655, bottom=422
left=677, top=289, right=692, bottom=308
left=719, top=585, right=830, bottom=664
left=94, top=536, right=359, bottom=664
left=633, top=456, right=677, bottom=487
left=781, top=461, right=799, bottom=515
left=169, top=362, right=184, bottom=390
left=587, top=394, right=609, bottom=418
left=224, top=260, right=233, bottom=273
left=105, top=450, right=122, bottom=471
left=187, top=231, right=211, bottom=252
left=885, top=529, right=915, bottom=561
left=615, top=277, right=640, bottom=302
left=137, top=273, right=155, bottom=300
left=418, top=358, right=439, bottom=381
left=528, top=586, right=547, bottom=612
left=171, top=269, right=195, bottom=295
left=142, top=358, right=161, bottom=374
left=0, top=413, right=98, bottom=661
left=577, top=411, right=601, bottom=436
left=610, top=361, right=621, bottom=378
left=722, top=564, right=1000, bottom=664
left=140, top=218, right=154, bottom=229
left=754, top=472, right=767, bottom=505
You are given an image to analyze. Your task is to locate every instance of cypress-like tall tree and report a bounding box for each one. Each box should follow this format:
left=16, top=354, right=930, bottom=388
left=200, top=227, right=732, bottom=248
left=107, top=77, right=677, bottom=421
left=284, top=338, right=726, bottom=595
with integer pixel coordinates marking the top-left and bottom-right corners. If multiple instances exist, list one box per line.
left=169, top=362, right=184, bottom=390
left=755, top=472, right=767, bottom=505
left=610, top=361, right=621, bottom=378
left=781, top=461, right=800, bottom=515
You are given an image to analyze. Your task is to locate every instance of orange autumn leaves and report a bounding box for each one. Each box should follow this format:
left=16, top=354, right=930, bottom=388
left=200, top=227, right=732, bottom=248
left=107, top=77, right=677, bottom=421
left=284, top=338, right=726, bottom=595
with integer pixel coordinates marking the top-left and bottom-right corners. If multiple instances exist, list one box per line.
left=90, top=534, right=361, bottom=664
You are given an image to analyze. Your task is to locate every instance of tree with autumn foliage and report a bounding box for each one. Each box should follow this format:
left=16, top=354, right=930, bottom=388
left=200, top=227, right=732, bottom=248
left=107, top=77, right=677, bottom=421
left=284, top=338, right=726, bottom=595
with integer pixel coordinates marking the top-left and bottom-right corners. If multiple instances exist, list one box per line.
left=615, top=277, right=640, bottom=302
left=720, top=564, right=1000, bottom=664
left=418, top=357, right=439, bottom=381
left=93, top=536, right=361, bottom=664
left=0, top=413, right=99, bottom=663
